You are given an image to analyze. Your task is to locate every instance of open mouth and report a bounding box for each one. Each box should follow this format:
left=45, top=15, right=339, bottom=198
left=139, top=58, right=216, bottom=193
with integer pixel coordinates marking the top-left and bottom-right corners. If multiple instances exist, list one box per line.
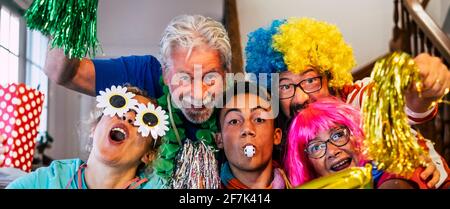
left=330, top=157, right=352, bottom=172
left=109, top=124, right=128, bottom=143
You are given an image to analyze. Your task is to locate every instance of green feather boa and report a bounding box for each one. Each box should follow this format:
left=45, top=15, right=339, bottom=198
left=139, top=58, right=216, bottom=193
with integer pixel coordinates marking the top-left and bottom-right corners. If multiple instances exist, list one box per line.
left=153, top=78, right=218, bottom=181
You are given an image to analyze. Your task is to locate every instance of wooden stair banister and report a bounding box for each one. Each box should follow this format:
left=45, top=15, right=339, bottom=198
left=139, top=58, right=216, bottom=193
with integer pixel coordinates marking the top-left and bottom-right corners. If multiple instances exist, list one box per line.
left=394, top=0, right=450, bottom=164
left=353, top=0, right=450, bottom=163
left=223, top=0, right=244, bottom=73
left=401, top=0, right=450, bottom=63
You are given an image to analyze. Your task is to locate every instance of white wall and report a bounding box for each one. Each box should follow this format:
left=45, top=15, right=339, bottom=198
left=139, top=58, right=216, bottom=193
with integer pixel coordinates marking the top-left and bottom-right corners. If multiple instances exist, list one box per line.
left=426, top=0, right=450, bottom=32
left=237, top=0, right=395, bottom=70
left=45, top=83, right=93, bottom=160
left=96, top=0, right=223, bottom=58
left=426, top=0, right=450, bottom=26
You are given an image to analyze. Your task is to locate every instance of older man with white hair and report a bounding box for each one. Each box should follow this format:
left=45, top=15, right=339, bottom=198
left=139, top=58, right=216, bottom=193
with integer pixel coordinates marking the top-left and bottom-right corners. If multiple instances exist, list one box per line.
left=42, top=15, right=232, bottom=188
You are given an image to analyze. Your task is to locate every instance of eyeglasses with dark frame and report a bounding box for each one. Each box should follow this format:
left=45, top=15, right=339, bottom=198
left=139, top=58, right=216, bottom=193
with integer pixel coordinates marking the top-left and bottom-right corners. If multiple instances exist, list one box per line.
left=278, top=76, right=323, bottom=100
left=304, top=127, right=351, bottom=159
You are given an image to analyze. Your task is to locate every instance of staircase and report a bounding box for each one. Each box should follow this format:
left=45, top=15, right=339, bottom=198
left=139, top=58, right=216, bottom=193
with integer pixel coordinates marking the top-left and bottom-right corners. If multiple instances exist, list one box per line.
left=353, top=0, right=450, bottom=164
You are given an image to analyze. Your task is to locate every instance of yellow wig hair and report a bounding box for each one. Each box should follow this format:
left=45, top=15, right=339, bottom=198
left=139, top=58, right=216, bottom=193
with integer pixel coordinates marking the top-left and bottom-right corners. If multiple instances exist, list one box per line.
left=273, top=17, right=356, bottom=89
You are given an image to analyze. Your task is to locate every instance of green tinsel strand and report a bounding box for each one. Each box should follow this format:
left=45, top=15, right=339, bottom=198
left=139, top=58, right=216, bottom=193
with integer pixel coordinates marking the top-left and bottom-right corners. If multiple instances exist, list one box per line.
left=25, top=0, right=52, bottom=35
left=25, top=0, right=99, bottom=59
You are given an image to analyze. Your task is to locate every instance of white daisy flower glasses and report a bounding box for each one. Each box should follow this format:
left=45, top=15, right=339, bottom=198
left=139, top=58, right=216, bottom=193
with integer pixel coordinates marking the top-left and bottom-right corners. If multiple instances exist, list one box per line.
left=97, top=85, right=138, bottom=117
left=133, top=103, right=170, bottom=140
left=96, top=85, right=169, bottom=139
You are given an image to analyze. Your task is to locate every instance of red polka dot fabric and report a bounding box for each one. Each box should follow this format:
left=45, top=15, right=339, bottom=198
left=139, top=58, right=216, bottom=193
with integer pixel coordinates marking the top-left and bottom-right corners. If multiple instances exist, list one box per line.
left=0, top=83, right=45, bottom=172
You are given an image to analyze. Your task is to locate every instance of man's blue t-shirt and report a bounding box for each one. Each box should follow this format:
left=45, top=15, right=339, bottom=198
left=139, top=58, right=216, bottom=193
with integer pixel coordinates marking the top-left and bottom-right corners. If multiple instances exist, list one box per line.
left=93, top=55, right=163, bottom=97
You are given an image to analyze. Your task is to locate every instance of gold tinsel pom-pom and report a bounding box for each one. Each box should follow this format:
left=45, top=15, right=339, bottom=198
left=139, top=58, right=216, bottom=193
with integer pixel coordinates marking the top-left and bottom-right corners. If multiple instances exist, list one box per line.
left=362, top=52, right=427, bottom=176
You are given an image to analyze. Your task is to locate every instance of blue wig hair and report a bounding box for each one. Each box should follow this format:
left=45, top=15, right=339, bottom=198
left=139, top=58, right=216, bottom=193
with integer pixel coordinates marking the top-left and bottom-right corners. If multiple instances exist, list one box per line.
left=245, top=19, right=287, bottom=89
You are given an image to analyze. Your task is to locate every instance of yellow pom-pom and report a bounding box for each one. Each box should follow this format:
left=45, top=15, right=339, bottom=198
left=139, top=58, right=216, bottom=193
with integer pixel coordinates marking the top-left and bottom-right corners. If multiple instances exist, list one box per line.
left=362, top=52, right=427, bottom=177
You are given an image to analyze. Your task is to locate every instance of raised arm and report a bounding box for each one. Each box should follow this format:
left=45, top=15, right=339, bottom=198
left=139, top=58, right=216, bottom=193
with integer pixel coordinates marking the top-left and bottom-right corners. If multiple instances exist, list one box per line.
left=43, top=45, right=96, bottom=96
left=406, top=53, right=450, bottom=113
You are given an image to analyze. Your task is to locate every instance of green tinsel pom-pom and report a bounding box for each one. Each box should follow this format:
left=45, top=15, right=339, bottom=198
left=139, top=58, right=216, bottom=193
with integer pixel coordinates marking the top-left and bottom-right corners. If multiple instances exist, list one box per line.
left=25, top=0, right=100, bottom=59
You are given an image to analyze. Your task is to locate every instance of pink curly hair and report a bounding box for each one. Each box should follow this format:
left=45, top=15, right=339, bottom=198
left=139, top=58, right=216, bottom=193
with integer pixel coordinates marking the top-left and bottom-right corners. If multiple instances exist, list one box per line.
left=283, top=97, right=365, bottom=187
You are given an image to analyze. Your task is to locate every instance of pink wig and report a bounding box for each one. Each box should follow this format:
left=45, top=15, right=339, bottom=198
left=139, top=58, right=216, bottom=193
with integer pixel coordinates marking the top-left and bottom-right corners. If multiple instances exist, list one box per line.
left=283, top=97, right=365, bottom=187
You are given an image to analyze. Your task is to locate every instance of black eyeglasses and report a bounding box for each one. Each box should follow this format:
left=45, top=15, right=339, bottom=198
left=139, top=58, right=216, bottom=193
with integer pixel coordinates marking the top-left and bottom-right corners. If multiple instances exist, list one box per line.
left=278, top=76, right=322, bottom=99
left=304, top=127, right=351, bottom=159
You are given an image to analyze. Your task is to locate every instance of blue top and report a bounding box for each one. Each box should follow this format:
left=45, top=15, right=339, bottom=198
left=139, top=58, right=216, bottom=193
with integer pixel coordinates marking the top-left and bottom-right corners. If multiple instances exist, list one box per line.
left=371, top=162, right=384, bottom=188
left=93, top=55, right=163, bottom=98
left=6, top=159, right=167, bottom=189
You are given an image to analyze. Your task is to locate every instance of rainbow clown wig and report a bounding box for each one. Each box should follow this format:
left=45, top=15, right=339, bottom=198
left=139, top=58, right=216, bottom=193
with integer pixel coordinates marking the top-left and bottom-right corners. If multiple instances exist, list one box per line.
left=284, top=97, right=364, bottom=187
left=245, top=17, right=356, bottom=90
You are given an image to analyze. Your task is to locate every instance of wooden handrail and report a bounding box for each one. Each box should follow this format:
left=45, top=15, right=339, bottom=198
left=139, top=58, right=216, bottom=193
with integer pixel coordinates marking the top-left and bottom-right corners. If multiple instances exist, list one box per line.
left=400, top=0, right=450, bottom=164
left=355, top=0, right=450, bottom=75
left=353, top=0, right=450, bottom=164
left=404, top=0, right=450, bottom=63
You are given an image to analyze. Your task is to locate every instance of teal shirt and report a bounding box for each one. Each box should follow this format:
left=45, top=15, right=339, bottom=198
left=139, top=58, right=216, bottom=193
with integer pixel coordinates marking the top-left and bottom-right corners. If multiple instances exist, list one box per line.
left=6, top=159, right=167, bottom=189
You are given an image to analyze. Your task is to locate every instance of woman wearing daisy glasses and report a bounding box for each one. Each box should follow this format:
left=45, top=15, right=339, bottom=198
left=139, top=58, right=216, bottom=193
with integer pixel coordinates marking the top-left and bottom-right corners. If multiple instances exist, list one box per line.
left=7, top=85, right=169, bottom=189
left=284, top=98, right=450, bottom=189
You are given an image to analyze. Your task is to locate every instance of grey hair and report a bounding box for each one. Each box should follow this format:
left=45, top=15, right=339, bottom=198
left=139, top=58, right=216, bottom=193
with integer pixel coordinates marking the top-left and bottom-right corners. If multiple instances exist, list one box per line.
left=159, top=14, right=231, bottom=72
